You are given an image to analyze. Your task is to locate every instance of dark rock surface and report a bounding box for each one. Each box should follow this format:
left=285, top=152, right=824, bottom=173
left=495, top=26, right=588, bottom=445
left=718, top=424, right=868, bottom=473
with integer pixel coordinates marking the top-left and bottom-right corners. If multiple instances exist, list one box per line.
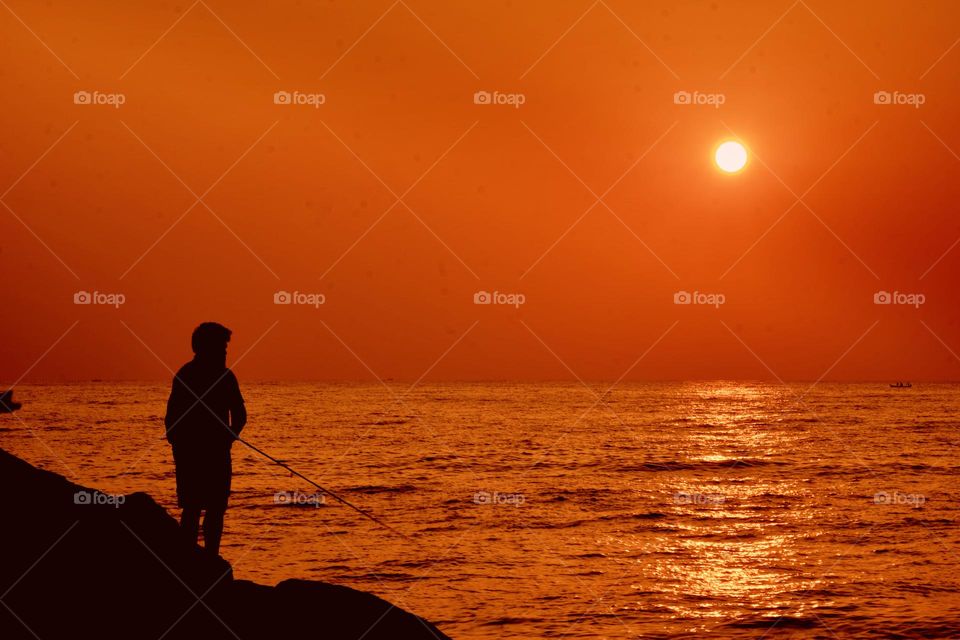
left=0, top=447, right=450, bottom=639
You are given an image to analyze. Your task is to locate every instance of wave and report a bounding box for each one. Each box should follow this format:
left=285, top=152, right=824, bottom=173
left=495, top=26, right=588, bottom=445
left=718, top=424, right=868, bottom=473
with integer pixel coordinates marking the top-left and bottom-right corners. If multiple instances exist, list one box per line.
left=418, top=454, right=458, bottom=462
left=617, top=458, right=785, bottom=472
left=722, top=615, right=818, bottom=630
left=598, top=512, right=669, bottom=521
left=344, top=484, right=417, bottom=494
left=901, top=517, right=952, bottom=526
left=479, top=616, right=543, bottom=626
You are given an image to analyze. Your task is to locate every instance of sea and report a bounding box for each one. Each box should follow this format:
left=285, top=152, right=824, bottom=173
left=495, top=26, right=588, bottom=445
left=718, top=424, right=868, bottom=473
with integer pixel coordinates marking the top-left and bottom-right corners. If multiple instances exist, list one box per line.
left=1, top=382, right=958, bottom=639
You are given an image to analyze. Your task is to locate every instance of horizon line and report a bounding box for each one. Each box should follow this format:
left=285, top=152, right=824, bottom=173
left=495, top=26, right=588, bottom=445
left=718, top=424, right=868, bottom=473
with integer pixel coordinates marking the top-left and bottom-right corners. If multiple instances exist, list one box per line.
left=4, top=378, right=955, bottom=386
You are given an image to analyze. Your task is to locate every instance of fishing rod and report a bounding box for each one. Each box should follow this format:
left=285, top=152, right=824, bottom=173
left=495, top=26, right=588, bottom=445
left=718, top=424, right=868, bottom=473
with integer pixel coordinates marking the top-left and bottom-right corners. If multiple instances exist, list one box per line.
left=236, top=436, right=413, bottom=543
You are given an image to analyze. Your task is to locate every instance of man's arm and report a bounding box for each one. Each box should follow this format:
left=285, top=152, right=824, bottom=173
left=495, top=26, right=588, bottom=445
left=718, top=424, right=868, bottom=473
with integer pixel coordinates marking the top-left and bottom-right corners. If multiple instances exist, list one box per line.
left=227, top=370, right=246, bottom=438
left=164, top=374, right=188, bottom=443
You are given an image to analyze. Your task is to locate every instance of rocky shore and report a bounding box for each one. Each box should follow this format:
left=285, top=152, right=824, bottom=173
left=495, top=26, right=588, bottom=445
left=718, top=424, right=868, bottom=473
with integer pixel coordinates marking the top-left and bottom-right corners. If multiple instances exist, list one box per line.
left=0, top=447, right=450, bottom=640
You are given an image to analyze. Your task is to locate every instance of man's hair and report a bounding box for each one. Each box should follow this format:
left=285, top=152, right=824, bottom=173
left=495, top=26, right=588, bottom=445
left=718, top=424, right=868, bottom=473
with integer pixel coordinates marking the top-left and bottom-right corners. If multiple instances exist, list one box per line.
left=191, top=322, right=232, bottom=355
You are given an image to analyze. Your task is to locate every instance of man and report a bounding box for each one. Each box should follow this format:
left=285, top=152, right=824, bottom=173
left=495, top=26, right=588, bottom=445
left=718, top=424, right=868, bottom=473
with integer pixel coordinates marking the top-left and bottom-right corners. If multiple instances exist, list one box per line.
left=165, top=322, right=246, bottom=555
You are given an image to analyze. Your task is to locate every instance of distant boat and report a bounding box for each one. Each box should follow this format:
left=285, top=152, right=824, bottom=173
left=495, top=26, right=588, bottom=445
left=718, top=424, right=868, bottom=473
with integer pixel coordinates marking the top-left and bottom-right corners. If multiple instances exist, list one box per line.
left=0, top=390, right=21, bottom=413
left=889, top=382, right=912, bottom=389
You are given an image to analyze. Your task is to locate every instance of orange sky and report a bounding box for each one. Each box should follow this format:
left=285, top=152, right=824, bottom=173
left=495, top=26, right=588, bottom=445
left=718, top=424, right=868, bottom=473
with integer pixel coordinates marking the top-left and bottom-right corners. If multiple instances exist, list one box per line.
left=2, top=1, right=959, bottom=382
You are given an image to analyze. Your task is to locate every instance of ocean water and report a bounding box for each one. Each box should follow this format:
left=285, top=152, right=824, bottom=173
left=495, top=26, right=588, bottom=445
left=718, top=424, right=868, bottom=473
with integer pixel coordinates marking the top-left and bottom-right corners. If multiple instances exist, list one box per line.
left=1, top=382, right=959, bottom=639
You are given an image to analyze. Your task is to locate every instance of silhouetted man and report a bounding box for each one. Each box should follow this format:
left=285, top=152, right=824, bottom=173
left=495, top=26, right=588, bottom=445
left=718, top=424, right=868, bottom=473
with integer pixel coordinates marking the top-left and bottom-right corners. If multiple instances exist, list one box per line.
left=165, top=322, right=246, bottom=555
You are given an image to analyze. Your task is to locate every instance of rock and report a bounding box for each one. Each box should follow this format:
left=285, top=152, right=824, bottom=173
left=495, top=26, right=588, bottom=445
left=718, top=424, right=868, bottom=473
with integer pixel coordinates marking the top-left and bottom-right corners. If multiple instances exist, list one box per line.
left=0, top=447, right=451, bottom=640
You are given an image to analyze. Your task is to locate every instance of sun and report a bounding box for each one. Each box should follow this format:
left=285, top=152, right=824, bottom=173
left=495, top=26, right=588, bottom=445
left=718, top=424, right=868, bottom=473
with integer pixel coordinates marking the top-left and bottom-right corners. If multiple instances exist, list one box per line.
left=715, top=140, right=748, bottom=173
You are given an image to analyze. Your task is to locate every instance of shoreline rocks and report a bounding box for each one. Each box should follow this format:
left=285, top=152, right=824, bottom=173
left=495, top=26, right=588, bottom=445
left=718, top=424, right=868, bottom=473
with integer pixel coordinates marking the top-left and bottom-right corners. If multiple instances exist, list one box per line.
left=0, top=446, right=451, bottom=640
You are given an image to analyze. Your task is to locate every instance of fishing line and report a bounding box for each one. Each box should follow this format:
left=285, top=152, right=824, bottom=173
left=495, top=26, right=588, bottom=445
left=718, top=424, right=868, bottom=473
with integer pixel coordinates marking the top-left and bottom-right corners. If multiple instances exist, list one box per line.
left=236, top=437, right=413, bottom=542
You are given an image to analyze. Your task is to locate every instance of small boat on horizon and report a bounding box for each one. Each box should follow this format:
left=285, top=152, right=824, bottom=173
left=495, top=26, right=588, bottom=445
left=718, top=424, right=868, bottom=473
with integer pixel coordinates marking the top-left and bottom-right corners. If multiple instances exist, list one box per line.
left=0, top=390, right=21, bottom=413
left=889, top=382, right=912, bottom=389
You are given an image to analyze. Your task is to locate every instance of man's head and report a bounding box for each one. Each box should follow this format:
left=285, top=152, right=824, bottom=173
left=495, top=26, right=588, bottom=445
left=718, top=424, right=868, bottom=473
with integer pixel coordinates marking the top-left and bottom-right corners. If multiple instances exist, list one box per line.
left=191, top=322, right=232, bottom=365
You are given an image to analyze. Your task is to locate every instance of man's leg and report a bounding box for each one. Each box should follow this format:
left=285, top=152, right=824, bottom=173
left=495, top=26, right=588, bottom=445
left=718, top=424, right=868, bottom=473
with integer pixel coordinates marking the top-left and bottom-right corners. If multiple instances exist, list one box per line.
left=202, top=507, right=225, bottom=555
left=180, top=507, right=201, bottom=545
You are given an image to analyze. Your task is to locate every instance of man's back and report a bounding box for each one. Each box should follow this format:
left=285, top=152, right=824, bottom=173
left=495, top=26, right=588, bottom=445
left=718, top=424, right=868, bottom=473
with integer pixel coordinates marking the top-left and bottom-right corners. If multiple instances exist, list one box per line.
left=165, top=359, right=245, bottom=450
